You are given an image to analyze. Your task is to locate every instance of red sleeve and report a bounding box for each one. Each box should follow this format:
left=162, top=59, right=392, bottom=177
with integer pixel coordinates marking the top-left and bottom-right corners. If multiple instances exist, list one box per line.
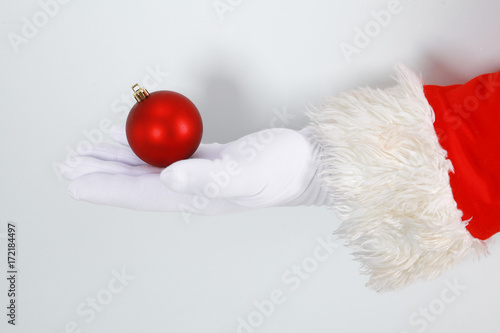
left=424, top=70, right=500, bottom=240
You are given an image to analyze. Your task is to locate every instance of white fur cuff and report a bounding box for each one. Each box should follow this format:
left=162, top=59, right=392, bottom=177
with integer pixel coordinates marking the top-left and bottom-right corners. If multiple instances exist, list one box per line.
left=308, top=64, right=487, bottom=292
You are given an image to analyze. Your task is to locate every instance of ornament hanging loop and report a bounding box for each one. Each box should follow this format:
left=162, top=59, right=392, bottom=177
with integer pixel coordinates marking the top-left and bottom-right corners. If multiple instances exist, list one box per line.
left=132, top=84, right=150, bottom=102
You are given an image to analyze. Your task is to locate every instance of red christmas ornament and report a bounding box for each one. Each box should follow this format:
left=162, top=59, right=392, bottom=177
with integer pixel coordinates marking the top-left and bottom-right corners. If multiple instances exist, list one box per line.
left=126, top=84, right=203, bottom=167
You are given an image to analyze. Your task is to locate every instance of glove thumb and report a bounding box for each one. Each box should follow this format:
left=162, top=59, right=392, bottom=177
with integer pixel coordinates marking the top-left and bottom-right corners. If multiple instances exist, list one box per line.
left=160, top=156, right=259, bottom=199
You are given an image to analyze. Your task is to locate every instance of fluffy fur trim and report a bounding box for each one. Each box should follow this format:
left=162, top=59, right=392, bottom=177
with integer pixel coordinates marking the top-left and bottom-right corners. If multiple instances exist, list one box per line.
left=308, top=64, right=488, bottom=292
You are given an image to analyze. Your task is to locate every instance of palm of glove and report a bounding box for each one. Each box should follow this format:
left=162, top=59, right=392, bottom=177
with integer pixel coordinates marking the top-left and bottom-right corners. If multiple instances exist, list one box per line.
left=61, top=125, right=327, bottom=214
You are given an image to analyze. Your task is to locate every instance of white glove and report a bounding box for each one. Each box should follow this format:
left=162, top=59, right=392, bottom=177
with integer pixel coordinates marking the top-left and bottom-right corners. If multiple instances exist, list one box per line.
left=60, top=125, right=328, bottom=215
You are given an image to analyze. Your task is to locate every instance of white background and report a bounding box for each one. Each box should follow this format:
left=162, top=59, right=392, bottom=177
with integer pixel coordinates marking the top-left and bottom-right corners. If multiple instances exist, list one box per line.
left=1, top=0, right=500, bottom=332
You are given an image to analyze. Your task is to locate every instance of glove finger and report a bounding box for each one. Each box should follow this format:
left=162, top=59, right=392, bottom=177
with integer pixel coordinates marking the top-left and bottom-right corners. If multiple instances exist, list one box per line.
left=60, top=156, right=161, bottom=181
left=68, top=173, right=198, bottom=212
left=78, top=142, right=146, bottom=166
left=109, top=124, right=129, bottom=146
left=160, top=157, right=263, bottom=199
left=67, top=173, right=249, bottom=214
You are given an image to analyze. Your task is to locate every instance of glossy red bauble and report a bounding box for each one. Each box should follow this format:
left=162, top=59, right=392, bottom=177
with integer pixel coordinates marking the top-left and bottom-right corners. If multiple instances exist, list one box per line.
left=126, top=85, right=203, bottom=167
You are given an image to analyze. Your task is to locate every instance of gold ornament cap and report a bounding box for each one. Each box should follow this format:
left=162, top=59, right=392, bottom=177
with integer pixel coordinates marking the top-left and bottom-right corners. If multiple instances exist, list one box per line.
left=132, top=84, right=150, bottom=102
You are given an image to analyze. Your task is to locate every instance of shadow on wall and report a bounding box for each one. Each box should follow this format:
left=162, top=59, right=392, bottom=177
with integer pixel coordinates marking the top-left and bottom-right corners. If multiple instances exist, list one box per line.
left=421, top=48, right=500, bottom=85
left=200, top=72, right=252, bottom=143
left=193, top=56, right=312, bottom=144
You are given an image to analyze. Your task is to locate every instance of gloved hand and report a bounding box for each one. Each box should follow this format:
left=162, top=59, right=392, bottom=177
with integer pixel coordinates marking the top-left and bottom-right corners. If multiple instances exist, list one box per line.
left=60, top=125, right=328, bottom=215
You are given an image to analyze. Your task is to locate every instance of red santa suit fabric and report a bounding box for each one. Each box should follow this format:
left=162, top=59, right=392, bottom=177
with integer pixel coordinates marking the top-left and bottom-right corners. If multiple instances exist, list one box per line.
left=424, top=70, right=500, bottom=240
